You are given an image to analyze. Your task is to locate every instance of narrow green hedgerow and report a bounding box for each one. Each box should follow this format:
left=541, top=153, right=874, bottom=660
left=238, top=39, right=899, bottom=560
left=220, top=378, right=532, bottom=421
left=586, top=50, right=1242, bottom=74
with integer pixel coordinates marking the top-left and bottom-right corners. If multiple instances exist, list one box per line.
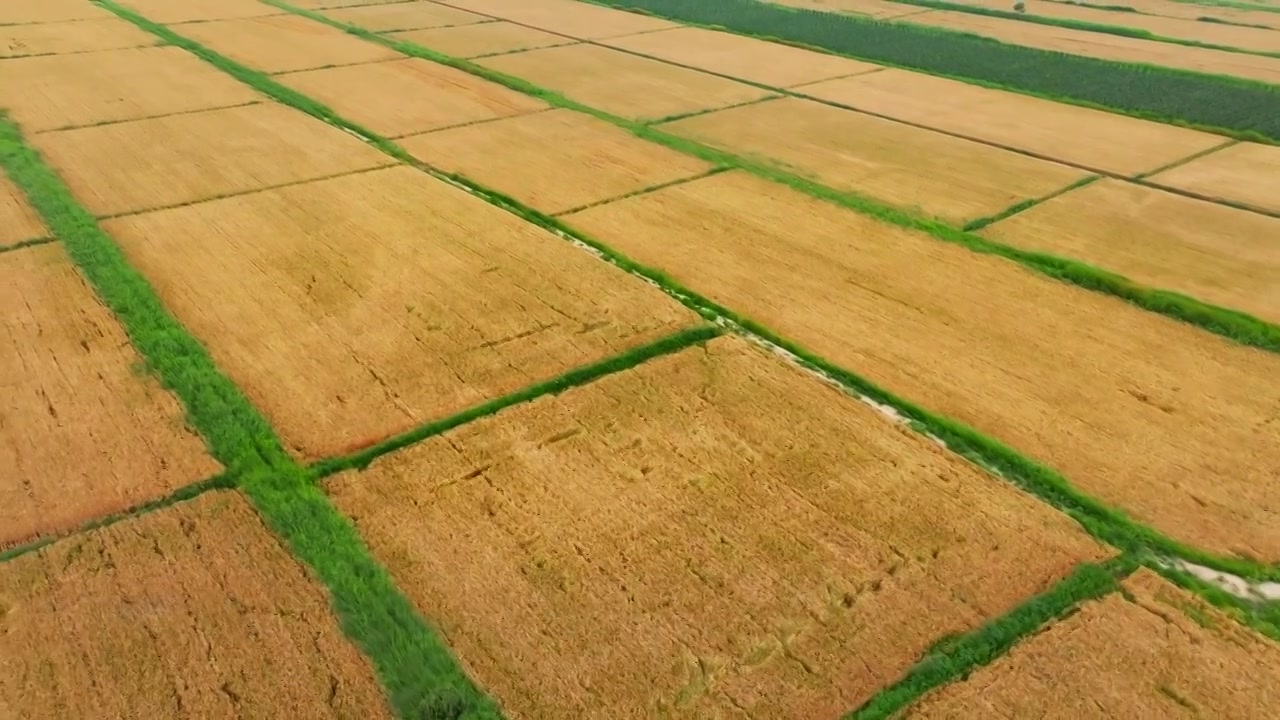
left=267, top=0, right=1280, bottom=353
left=0, top=472, right=235, bottom=564
left=1145, top=560, right=1280, bottom=641
left=844, top=557, right=1136, bottom=720
left=312, top=325, right=723, bottom=479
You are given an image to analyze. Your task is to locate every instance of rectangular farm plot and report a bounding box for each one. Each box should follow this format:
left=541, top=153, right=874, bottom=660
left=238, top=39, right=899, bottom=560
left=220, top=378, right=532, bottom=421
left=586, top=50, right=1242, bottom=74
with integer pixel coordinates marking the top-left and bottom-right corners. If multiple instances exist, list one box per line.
left=400, top=108, right=714, bottom=214
left=795, top=69, right=1224, bottom=176
left=0, top=491, right=396, bottom=719
left=115, top=0, right=286, bottom=24
left=1147, top=142, right=1280, bottom=215
left=477, top=44, right=775, bottom=122
left=662, top=97, right=1089, bottom=225
left=0, top=170, right=46, bottom=247
left=982, top=179, right=1280, bottom=323
left=902, top=570, right=1280, bottom=720
left=278, top=58, right=546, bottom=138
left=563, top=171, right=1280, bottom=563
left=0, top=0, right=110, bottom=24
left=770, top=0, right=936, bottom=18
left=437, top=0, right=677, bottom=39
left=603, top=26, right=880, bottom=88
left=0, top=19, right=156, bottom=58
left=178, top=14, right=400, bottom=74
left=32, top=103, right=393, bottom=217
left=327, top=337, right=1108, bottom=719
left=101, top=166, right=698, bottom=462
left=388, top=21, right=576, bottom=58
left=0, top=244, right=219, bottom=549
left=0, top=46, right=261, bottom=132
left=321, top=1, right=488, bottom=32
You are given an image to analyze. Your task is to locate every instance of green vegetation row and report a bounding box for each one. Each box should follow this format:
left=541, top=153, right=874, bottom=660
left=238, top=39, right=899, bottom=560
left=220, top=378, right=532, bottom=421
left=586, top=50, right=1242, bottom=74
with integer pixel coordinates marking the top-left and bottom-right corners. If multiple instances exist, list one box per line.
left=890, top=0, right=1280, bottom=57
left=279, top=1, right=1280, bottom=353
left=263, top=0, right=1280, bottom=582
left=589, top=0, right=1280, bottom=141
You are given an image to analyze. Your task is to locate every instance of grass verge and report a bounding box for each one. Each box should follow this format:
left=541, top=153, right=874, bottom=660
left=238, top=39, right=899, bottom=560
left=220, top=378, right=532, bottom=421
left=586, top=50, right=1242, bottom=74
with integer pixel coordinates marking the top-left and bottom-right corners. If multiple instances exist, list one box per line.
left=127, top=0, right=1280, bottom=583
left=271, top=0, right=1280, bottom=353
left=844, top=557, right=1136, bottom=719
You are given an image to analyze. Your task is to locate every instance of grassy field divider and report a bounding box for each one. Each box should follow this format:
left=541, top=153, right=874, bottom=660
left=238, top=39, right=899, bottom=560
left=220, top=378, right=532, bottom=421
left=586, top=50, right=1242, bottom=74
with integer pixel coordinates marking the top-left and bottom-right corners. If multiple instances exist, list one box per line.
left=270, top=0, right=1280, bottom=353
left=0, top=235, right=56, bottom=255
left=145, top=0, right=1280, bottom=583
left=962, top=174, right=1102, bottom=231
left=310, top=325, right=724, bottom=479
left=844, top=556, right=1137, bottom=719
left=1145, top=559, right=1280, bottom=641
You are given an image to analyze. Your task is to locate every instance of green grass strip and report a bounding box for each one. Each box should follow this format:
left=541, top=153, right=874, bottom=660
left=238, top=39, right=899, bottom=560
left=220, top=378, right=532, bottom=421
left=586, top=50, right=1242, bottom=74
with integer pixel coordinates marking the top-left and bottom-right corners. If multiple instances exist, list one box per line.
left=1145, top=560, right=1280, bottom=641
left=312, top=325, right=723, bottom=479
left=585, top=0, right=1280, bottom=142
left=269, top=0, right=1280, bottom=353
left=845, top=556, right=1136, bottom=719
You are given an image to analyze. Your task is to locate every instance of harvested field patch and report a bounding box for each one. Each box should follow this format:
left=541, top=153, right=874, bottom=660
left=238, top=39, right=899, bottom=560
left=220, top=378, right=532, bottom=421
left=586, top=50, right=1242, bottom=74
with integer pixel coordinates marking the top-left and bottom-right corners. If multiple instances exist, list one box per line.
left=434, top=0, right=678, bottom=39
left=982, top=179, right=1280, bottom=323
left=0, top=491, right=395, bottom=719
left=1147, top=141, right=1280, bottom=215
left=795, top=69, right=1224, bottom=176
left=661, top=96, right=1088, bottom=224
left=905, top=10, right=1280, bottom=85
left=327, top=336, right=1108, bottom=719
left=101, top=166, right=697, bottom=462
left=0, top=46, right=260, bottom=132
left=603, top=25, right=881, bottom=88
left=0, top=243, right=219, bottom=549
left=32, top=103, right=392, bottom=217
left=0, top=0, right=110, bottom=24
left=178, top=14, right=399, bottom=74
left=277, top=57, right=546, bottom=138
left=292, top=0, right=435, bottom=8
left=321, top=1, right=488, bottom=32
left=564, top=170, right=1280, bottom=562
left=477, top=44, right=774, bottom=122
left=0, top=19, right=155, bottom=57
left=401, top=108, right=714, bottom=214
left=114, top=0, right=286, bottom=24
left=901, top=569, right=1280, bottom=719
left=0, top=170, right=45, bottom=247
left=388, top=20, right=576, bottom=58
left=769, top=0, right=937, bottom=18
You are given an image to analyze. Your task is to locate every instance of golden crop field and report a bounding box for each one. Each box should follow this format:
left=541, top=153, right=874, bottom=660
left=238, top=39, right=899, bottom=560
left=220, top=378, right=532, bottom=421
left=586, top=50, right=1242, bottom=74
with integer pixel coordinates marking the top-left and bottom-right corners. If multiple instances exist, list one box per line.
left=3, top=0, right=1278, bottom=718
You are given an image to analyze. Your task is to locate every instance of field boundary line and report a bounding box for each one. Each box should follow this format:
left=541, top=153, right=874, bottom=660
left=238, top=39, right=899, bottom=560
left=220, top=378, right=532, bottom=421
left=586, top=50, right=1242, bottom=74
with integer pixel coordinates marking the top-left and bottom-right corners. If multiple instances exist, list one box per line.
left=550, top=166, right=731, bottom=216
left=0, top=42, right=162, bottom=62
left=644, top=95, right=784, bottom=125
left=1132, top=137, right=1242, bottom=179
left=311, top=325, right=723, bottom=479
left=0, top=471, right=235, bottom=563
left=388, top=105, right=560, bottom=140
left=571, top=0, right=1280, bottom=142
left=843, top=556, right=1135, bottom=720
left=35, top=99, right=264, bottom=135
left=0, top=235, right=55, bottom=255
left=269, top=0, right=1280, bottom=352
left=962, top=174, right=1103, bottom=231
left=1135, top=177, right=1280, bottom=218
left=240, top=0, right=1280, bottom=582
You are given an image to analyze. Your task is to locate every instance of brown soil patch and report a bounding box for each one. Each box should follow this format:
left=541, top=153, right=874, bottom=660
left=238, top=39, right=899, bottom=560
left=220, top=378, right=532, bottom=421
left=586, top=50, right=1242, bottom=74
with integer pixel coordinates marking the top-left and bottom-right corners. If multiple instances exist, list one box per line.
left=0, top=491, right=395, bottom=719
left=115, top=0, right=286, bottom=24
left=179, top=14, right=399, bottom=74
left=983, top=179, right=1280, bottom=323
left=0, top=170, right=45, bottom=247
left=401, top=108, right=714, bottom=214
left=328, top=336, right=1108, bottom=719
left=906, top=10, right=1280, bottom=84
left=434, top=0, right=678, bottom=39
left=33, top=103, right=392, bottom=217
left=946, top=0, right=1280, bottom=53
left=0, top=0, right=110, bottom=24
left=796, top=69, right=1223, bottom=176
left=903, top=569, right=1280, bottom=719
left=768, top=0, right=937, bottom=18
left=1148, top=141, right=1280, bottom=215
left=0, top=244, right=219, bottom=549
left=278, top=57, right=546, bottom=138
left=0, top=19, right=155, bottom=58
left=478, top=44, right=774, bottom=122
left=321, top=1, right=487, bottom=32
left=563, top=170, right=1280, bottom=562
left=0, top=46, right=260, bottom=132
left=101, top=166, right=697, bottom=462
left=662, top=96, right=1087, bottom=224
left=603, top=26, right=881, bottom=88
left=388, top=21, right=575, bottom=58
